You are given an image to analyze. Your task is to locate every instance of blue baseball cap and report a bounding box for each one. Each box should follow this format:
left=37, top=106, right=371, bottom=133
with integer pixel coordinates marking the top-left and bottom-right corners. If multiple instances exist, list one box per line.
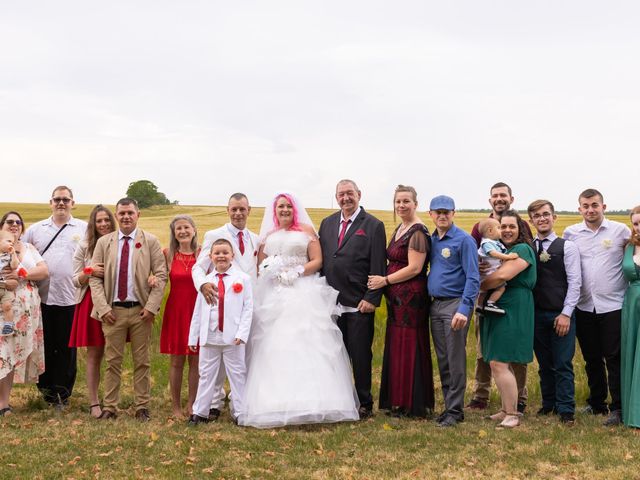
left=429, top=195, right=456, bottom=211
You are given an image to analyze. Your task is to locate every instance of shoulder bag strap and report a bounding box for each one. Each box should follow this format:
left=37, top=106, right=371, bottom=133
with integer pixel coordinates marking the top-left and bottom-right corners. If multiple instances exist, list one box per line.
left=40, top=224, right=69, bottom=256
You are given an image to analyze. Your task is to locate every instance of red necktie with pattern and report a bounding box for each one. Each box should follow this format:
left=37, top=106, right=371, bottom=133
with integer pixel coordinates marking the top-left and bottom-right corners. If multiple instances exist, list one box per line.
left=238, top=231, right=245, bottom=255
left=338, top=220, right=351, bottom=247
left=217, top=273, right=226, bottom=332
left=117, top=236, right=130, bottom=301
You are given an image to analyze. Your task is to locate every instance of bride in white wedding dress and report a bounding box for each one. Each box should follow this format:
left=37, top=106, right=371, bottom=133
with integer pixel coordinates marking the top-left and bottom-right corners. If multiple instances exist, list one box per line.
left=238, top=192, right=359, bottom=428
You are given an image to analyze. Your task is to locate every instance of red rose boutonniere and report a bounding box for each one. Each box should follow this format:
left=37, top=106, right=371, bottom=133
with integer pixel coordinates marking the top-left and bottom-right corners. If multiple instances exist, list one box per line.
left=83, top=266, right=94, bottom=275
left=232, top=282, right=243, bottom=293
left=135, top=242, right=142, bottom=249
left=17, top=267, right=28, bottom=278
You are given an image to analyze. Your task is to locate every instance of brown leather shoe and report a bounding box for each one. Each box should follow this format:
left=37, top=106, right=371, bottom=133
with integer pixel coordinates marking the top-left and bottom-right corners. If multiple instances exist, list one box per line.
left=98, top=409, right=117, bottom=420
left=466, top=399, right=488, bottom=410
left=135, top=409, right=151, bottom=422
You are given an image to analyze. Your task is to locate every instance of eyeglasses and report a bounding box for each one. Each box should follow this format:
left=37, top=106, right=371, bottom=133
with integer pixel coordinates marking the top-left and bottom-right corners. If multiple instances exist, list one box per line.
left=4, top=219, right=22, bottom=226
left=531, top=212, right=552, bottom=220
left=52, top=197, right=72, bottom=204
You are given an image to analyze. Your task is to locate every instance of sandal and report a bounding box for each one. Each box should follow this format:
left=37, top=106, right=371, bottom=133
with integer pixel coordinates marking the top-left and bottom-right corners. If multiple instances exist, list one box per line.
left=89, top=403, right=102, bottom=418
left=499, top=413, right=521, bottom=428
left=0, top=406, right=12, bottom=416
left=488, top=410, right=506, bottom=421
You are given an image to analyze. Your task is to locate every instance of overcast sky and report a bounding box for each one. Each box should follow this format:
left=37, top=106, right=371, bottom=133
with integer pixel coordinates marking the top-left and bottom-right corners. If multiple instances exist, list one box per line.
left=1, top=1, right=639, bottom=211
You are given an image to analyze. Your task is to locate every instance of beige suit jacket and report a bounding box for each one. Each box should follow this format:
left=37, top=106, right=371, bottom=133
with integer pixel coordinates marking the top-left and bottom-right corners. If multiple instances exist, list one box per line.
left=89, top=229, right=167, bottom=320
left=72, top=241, right=91, bottom=305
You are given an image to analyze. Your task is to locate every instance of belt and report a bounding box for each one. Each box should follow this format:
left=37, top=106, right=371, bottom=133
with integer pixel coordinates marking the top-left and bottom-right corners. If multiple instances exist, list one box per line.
left=432, top=296, right=458, bottom=302
left=113, top=301, right=141, bottom=308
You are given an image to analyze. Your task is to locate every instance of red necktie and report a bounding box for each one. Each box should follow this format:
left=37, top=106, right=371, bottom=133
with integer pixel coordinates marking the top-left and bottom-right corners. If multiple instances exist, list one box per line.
left=338, top=220, right=351, bottom=247
left=238, top=231, right=245, bottom=255
left=117, top=236, right=130, bottom=301
left=217, top=273, right=226, bottom=332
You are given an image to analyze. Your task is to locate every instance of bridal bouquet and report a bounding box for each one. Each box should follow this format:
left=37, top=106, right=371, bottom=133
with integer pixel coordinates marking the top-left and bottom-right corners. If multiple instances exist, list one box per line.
left=259, top=255, right=305, bottom=286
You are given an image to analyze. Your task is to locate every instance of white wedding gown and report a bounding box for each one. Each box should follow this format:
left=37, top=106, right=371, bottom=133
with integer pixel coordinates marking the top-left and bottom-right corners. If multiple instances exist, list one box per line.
left=239, top=229, right=359, bottom=428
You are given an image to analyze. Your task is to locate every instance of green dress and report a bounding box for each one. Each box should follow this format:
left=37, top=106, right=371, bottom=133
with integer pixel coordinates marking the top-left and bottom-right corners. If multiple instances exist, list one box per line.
left=621, top=244, right=640, bottom=427
left=481, top=243, right=537, bottom=363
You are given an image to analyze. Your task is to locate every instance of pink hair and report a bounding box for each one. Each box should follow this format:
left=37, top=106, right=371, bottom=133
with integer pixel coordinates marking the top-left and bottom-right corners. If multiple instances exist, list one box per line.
left=273, top=193, right=302, bottom=231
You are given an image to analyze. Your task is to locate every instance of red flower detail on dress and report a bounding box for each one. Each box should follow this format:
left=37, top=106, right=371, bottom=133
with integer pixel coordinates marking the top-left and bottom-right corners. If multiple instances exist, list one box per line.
left=17, top=268, right=28, bottom=278
left=83, top=266, right=93, bottom=275
left=135, top=242, right=142, bottom=249
left=232, top=283, right=243, bottom=293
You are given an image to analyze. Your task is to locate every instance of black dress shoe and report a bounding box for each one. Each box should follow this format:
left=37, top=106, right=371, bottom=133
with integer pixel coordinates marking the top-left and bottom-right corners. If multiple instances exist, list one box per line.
left=98, top=410, right=117, bottom=420
left=358, top=406, right=373, bottom=420
left=559, top=412, right=575, bottom=424
left=603, top=409, right=622, bottom=427
left=188, top=414, right=210, bottom=426
left=436, top=415, right=460, bottom=428
left=209, top=408, right=221, bottom=421
left=581, top=405, right=608, bottom=415
left=435, top=411, right=448, bottom=423
left=536, top=406, right=556, bottom=416
left=135, top=409, right=151, bottom=422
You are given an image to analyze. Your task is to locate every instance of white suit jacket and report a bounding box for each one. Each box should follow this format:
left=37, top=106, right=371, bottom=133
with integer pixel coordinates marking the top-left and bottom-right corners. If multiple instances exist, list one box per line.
left=192, top=223, right=259, bottom=292
left=188, top=266, right=253, bottom=346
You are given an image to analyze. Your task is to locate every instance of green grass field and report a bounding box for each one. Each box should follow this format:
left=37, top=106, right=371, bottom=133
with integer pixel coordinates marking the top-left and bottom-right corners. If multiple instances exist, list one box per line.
left=1, top=203, right=638, bottom=479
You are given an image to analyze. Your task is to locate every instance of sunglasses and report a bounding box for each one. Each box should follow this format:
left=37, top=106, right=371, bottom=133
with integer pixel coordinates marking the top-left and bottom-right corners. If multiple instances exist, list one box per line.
left=52, top=197, right=72, bottom=204
left=4, top=219, right=23, bottom=226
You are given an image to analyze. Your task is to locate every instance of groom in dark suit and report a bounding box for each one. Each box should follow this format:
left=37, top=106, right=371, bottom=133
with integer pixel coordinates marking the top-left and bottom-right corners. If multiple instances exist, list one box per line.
left=319, top=179, right=387, bottom=418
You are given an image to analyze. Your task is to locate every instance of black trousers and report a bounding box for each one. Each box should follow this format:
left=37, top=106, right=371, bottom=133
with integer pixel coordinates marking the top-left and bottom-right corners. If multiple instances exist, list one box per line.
left=337, top=311, right=375, bottom=409
left=575, top=308, right=621, bottom=412
left=37, top=304, right=77, bottom=404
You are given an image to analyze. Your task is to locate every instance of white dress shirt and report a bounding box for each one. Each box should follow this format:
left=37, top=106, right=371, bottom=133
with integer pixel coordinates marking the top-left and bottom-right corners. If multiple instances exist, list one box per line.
left=563, top=218, right=631, bottom=313
left=534, top=232, right=582, bottom=317
left=192, top=223, right=259, bottom=292
left=23, top=215, right=87, bottom=306
left=339, top=206, right=362, bottom=237
left=113, top=229, right=138, bottom=303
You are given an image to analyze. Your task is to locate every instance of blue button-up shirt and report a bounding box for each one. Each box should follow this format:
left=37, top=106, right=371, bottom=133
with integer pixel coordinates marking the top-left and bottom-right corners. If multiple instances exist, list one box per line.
left=428, top=224, right=480, bottom=317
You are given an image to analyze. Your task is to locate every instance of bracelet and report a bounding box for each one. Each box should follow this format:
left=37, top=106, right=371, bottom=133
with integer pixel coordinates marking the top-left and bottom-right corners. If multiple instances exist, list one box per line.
left=384, top=276, right=390, bottom=286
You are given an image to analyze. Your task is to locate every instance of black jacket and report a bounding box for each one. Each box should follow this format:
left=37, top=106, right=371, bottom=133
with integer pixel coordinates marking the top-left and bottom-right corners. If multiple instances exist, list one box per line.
left=319, top=208, right=387, bottom=308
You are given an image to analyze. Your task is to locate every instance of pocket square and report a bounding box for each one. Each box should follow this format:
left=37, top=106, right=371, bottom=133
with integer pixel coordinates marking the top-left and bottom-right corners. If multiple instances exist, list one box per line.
left=355, top=229, right=367, bottom=236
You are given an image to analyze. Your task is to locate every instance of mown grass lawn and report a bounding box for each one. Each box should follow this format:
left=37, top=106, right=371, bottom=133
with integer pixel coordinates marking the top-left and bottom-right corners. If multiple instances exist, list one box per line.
left=1, top=203, right=638, bottom=479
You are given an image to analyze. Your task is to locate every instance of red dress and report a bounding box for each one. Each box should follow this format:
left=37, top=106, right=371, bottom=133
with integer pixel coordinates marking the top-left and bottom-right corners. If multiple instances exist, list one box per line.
left=160, top=251, right=198, bottom=355
left=69, top=287, right=105, bottom=347
left=379, top=224, right=435, bottom=417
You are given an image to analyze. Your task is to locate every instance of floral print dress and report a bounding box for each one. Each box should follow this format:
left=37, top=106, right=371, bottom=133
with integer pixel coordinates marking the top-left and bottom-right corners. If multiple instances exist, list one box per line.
left=0, top=243, right=45, bottom=383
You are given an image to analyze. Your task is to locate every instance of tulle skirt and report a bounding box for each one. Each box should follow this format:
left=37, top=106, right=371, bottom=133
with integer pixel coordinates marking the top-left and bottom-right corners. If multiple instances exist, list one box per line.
left=239, top=274, right=359, bottom=428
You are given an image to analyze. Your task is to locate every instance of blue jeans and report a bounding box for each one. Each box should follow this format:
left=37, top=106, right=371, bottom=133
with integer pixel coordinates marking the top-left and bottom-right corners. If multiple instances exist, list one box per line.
left=533, top=309, right=576, bottom=414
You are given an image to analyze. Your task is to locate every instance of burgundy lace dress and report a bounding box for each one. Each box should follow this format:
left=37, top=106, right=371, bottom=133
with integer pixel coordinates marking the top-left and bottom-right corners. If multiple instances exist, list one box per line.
left=379, top=223, right=434, bottom=417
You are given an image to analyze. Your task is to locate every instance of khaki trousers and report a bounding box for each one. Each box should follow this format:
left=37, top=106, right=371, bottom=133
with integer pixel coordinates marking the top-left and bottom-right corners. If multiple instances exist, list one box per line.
left=102, top=305, right=152, bottom=412
left=472, top=314, right=528, bottom=404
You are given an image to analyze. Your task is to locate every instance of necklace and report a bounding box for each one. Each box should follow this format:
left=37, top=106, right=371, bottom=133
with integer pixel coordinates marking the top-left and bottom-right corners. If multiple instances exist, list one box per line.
left=396, top=222, right=416, bottom=240
left=175, top=250, right=194, bottom=272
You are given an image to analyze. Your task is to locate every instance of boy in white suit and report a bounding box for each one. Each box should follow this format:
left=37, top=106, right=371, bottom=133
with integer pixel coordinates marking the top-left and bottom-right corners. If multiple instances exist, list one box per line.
left=188, top=238, right=253, bottom=425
